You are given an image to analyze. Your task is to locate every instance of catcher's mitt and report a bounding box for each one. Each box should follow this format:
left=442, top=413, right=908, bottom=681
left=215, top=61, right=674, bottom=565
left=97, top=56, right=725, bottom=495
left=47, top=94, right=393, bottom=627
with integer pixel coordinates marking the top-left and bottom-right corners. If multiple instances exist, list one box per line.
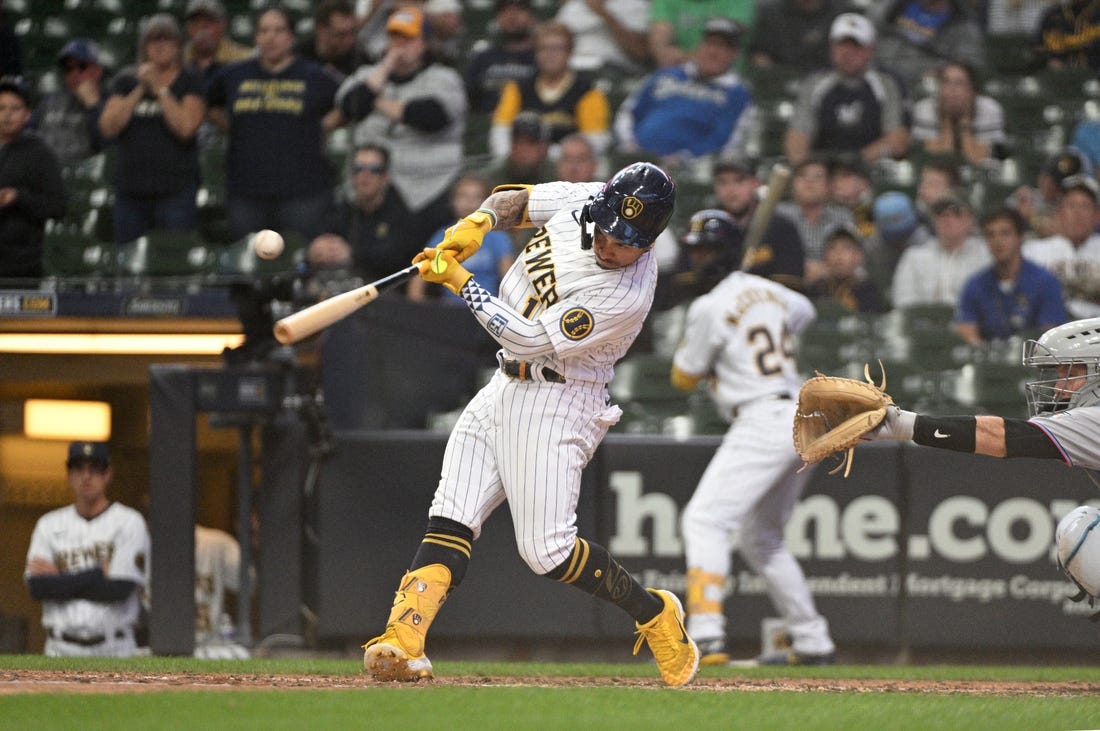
left=792, top=363, right=893, bottom=477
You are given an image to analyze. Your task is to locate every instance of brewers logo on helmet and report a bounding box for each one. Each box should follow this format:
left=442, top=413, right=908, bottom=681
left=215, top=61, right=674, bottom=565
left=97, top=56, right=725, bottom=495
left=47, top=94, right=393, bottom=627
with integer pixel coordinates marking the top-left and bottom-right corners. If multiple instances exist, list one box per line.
left=581, top=162, right=676, bottom=249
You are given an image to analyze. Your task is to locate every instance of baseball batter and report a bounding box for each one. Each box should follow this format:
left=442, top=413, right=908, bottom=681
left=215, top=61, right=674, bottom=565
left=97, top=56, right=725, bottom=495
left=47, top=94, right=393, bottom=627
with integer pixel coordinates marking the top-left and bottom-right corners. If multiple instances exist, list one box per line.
left=670, top=210, right=836, bottom=666
left=24, top=441, right=149, bottom=657
left=361, top=162, right=700, bottom=687
left=866, top=316, right=1100, bottom=613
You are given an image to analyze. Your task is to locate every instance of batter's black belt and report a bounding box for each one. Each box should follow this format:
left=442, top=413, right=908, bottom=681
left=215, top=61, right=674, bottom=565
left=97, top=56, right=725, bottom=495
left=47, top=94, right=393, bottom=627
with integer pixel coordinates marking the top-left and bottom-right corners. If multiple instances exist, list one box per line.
left=501, top=359, right=567, bottom=384
left=731, top=393, right=791, bottom=419
left=48, top=628, right=128, bottom=646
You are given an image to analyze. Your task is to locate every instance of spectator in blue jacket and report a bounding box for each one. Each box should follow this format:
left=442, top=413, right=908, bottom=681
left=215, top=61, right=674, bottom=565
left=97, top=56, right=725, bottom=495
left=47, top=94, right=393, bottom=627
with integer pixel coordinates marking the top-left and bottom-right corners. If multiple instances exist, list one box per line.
left=955, top=207, right=1069, bottom=346
left=613, top=17, right=755, bottom=173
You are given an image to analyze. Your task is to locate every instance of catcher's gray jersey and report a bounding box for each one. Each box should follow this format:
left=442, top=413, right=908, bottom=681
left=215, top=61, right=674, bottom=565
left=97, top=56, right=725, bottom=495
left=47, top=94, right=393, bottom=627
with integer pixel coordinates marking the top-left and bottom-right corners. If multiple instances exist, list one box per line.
left=1030, top=406, right=1100, bottom=468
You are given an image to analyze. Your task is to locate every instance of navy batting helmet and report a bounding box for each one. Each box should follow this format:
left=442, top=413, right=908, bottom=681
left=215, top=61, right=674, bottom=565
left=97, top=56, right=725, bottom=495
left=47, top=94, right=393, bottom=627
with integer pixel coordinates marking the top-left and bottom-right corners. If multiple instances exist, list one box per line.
left=581, top=162, right=676, bottom=250
left=679, top=209, right=742, bottom=291
left=682, top=209, right=739, bottom=253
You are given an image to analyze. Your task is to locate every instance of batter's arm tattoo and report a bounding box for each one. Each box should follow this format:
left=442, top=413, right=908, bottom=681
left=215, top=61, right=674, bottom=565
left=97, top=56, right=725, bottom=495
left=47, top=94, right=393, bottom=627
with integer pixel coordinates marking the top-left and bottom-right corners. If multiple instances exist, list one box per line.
left=460, top=279, right=554, bottom=357
left=483, top=189, right=530, bottom=230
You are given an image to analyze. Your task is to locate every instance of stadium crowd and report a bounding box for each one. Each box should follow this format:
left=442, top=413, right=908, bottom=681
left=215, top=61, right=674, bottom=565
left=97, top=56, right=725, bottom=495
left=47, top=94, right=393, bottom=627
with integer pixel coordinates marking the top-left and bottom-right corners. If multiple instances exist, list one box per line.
left=2, top=0, right=1100, bottom=410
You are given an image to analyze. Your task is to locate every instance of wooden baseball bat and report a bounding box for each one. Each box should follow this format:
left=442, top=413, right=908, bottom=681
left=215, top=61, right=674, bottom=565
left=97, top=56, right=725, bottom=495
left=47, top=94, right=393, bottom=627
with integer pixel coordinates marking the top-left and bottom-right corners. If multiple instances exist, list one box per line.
left=740, top=163, right=791, bottom=271
left=273, top=264, right=420, bottom=344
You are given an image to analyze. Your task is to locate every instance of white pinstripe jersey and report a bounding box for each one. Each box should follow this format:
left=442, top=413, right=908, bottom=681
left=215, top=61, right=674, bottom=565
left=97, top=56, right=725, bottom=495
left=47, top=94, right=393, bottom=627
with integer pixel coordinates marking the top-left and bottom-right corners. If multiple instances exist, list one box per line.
left=194, top=525, right=242, bottom=643
left=674, top=271, right=816, bottom=416
left=25, top=502, right=149, bottom=634
left=496, top=181, right=659, bottom=384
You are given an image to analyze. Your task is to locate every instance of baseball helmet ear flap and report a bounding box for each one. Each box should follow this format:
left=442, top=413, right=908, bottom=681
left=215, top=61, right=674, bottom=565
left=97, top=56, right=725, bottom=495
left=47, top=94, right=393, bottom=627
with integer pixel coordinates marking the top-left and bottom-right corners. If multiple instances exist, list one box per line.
left=584, top=162, right=676, bottom=249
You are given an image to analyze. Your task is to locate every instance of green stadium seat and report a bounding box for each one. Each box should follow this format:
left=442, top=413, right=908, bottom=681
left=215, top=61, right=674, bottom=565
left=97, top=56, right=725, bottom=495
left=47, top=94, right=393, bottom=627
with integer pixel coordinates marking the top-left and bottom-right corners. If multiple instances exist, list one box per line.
left=986, top=33, right=1039, bottom=76
left=42, top=225, right=113, bottom=279
left=745, top=64, right=802, bottom=106
left=116, top=229, right=215, bottom=279
left=216, top=230, right=305, bottom=277
left=970, top=361, right=1033, bottom=419
left=609, top=353, right=689, bottom=433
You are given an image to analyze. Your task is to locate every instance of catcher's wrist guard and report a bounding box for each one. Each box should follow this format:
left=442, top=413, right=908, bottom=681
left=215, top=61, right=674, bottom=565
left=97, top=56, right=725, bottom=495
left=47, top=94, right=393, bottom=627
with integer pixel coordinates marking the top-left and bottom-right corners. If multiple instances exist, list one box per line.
left=913, top=415, right=976, bottom=452
left=792, top=363, right=893, bottom=477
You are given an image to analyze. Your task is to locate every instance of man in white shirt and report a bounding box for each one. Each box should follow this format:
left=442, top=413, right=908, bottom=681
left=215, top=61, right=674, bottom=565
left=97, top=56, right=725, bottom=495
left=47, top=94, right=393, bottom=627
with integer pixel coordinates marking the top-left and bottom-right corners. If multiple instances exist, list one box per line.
left=1023, top=175, right=1100, bottom=319
left=891, top=193, right=990, bottom=308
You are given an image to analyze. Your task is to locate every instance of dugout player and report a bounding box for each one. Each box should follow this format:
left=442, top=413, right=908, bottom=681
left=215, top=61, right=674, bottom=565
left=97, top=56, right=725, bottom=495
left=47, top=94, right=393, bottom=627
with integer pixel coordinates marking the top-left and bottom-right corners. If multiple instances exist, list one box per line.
left=867, top=316, right=1100, bottom=612
left=360, top=162, right=701, bottom=687
left=670, top=210, right=837, bottom=666
left=24, top=442, right=150, bottom=657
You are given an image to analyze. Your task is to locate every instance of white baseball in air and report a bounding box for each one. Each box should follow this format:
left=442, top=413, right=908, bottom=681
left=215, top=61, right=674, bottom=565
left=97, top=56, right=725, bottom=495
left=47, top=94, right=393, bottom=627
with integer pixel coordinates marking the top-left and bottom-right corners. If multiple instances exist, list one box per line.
left=254, top=229, right=285, bottom=260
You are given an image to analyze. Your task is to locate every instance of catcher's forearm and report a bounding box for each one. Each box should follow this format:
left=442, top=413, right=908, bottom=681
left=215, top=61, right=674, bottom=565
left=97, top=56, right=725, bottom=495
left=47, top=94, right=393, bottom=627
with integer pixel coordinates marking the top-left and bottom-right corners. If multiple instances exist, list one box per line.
left=889, top=413, right=1059, bottom=460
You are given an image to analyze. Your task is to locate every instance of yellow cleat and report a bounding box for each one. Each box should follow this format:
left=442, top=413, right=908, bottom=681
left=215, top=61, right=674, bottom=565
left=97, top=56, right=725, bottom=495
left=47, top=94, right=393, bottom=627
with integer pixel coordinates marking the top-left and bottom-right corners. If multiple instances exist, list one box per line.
left=362, top=628, right=434, bottom=682
left=633, top=588, right=700, bottom=687
left=361, top=565, right=451, bottom=682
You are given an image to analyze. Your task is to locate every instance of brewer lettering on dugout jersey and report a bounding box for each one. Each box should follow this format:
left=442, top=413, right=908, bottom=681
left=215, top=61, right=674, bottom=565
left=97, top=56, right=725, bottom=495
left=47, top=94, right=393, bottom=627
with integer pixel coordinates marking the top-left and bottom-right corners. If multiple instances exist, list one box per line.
left=674, top=271, right=816, bottom=416
left=496, top=181, right=658, bottom=385
left=25, top=503, right=149, bottom=634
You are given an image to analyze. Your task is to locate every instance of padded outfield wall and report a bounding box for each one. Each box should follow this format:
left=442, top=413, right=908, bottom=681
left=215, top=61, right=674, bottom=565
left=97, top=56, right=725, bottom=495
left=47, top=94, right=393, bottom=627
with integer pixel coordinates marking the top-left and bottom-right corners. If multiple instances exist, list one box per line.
left=304, top=434, right=1100, bottom=651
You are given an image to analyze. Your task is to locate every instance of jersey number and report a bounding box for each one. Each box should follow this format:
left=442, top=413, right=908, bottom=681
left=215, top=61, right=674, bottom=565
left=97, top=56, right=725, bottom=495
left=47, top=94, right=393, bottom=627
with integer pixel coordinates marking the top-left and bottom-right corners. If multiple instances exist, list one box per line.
left=748, top=325, right=794, bottom=376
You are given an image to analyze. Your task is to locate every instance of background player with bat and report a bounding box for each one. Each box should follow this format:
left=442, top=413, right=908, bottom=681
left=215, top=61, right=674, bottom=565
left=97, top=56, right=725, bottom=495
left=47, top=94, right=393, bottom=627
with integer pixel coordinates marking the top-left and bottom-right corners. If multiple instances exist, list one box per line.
left=669, top=203, right=836, bottom=667
left=357, top=162, right=700, bottom=687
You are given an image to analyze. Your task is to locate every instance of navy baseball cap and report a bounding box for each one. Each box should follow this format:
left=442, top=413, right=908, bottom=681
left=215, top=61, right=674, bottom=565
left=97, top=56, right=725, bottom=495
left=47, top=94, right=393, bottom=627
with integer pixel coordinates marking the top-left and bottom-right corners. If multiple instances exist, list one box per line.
left=512, top=111, right=548, bottom=142
left=0, top=75, right=30, bottom=104
left=57, top=38, right=101, bottom=65
left=67, top=441, right=110, bottom=468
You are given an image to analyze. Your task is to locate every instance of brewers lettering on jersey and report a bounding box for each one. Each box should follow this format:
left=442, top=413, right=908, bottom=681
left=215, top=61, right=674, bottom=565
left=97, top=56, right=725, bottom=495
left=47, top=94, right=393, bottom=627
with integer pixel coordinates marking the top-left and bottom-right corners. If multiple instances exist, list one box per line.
left=24, top=441, right=150, bottom=657
left=361, top=162, right=702, bottom=687
left=670, top=209, right=836, bottom=667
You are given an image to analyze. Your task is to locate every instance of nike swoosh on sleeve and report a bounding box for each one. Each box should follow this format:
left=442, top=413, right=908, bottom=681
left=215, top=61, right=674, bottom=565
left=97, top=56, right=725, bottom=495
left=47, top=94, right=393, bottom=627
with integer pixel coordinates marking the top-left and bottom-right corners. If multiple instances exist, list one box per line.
left=933, top=429, right=950, bottom=439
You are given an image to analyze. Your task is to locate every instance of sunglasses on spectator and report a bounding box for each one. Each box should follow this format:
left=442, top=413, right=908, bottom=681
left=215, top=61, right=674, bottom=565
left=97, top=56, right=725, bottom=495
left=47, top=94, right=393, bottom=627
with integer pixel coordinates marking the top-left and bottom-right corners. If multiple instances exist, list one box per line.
left=62, top=62, right=90, bottom=73
left=353, top=162, right=387, bottom=175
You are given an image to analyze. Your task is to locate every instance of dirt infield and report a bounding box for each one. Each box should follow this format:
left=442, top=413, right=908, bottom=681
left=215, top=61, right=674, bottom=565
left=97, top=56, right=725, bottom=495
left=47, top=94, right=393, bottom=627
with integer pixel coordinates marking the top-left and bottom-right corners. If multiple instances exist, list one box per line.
left=1, top=670, right=1096, bottom=696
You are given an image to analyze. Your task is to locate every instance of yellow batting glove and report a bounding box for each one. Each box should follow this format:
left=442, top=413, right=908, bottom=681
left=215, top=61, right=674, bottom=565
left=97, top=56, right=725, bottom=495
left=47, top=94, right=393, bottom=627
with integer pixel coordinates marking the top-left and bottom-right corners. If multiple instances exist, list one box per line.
left=438, top=208, right=497, bottom=263
left=417, top=247, right=473, bottom=295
